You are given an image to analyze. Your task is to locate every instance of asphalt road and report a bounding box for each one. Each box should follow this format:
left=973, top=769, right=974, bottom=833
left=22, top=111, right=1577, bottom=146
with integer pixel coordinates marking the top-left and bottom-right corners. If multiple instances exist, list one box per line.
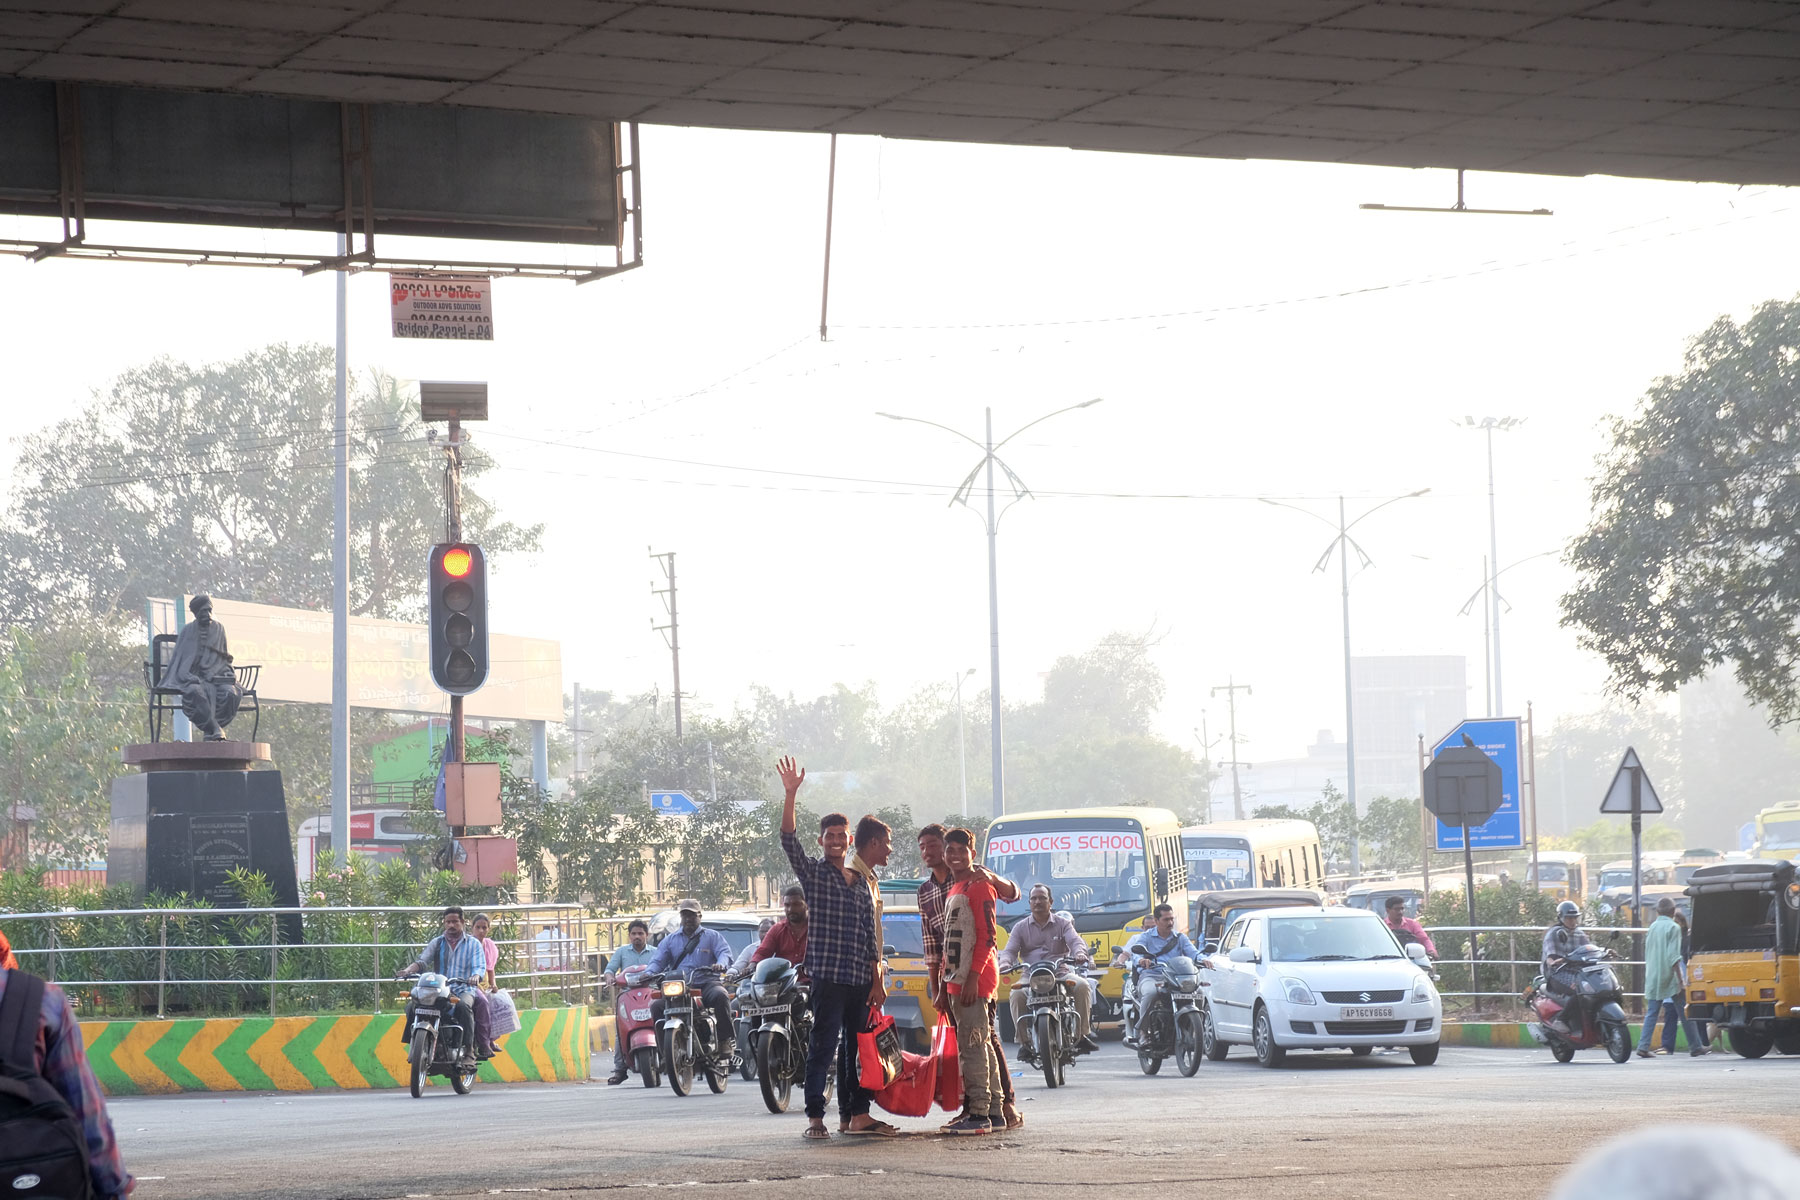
left=112, top=1043, right=1800, bottom=1200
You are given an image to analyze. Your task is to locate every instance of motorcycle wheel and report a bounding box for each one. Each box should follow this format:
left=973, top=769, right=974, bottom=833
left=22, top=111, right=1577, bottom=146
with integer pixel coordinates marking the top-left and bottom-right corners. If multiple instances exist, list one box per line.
left=1137, top=1047, right=1162, bottom=1075
left=408, top=1035, right=430, bottom=1098
left=739, top=1026, right=758, bottom=1081
left=1729, top=1028, right=1774, bottom=1059
left=1201, top=1006, right=1229, bottom=1061
left=1604, top=1022, right=1634, bottom=1064
left=665, top=1031, right=694, bottom=1097
left=1175, top=1011, right=1202, bottom=1077
left=1252, top=1006, right=1285, bottom=1069
left=634, top=1046, right=659, bottom=1088
left=705, top=1059, right=728, bottom=1094
left=757, top=1034, right=791, bottom=1114
left=1550, top=1040, right=1576, bottom=1063
left=452, top=1066, right=477, bottom=1094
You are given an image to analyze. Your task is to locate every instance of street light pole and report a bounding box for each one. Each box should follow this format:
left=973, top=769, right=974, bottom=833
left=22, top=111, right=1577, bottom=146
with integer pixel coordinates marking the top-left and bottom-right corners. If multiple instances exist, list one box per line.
left=955, top=667, right=974, bottom=818
left=1459, top=416, right=1524, bottom=714
left=878, top=398, right=1103, bottom=820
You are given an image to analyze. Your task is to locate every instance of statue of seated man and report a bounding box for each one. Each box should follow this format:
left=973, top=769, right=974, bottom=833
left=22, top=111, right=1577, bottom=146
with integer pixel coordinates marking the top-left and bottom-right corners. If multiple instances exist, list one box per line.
left=164, top=594, right=241, bottom=741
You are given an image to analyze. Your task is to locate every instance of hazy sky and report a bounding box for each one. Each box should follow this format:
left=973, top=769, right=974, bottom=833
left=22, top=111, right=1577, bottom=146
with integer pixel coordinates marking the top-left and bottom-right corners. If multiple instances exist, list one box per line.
left=3, top=125, right=1797, bottom=773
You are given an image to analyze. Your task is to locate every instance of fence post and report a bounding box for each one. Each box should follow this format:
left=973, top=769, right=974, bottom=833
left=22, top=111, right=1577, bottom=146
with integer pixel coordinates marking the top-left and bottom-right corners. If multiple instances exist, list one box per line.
left=46, top=921, right=57, bottom=983
left=1508, top=932, right=1517, bottom=1002
left=269, top=912, right=279, bottom=1020
left=157, top=914, right=168, bottom=1021
left=372, top=915, right=382, bottom=1013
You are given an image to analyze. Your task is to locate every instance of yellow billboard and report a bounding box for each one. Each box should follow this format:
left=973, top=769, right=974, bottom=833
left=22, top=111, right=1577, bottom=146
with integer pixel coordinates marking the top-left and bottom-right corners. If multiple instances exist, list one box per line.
left=182, top=597, right=562, bottom=723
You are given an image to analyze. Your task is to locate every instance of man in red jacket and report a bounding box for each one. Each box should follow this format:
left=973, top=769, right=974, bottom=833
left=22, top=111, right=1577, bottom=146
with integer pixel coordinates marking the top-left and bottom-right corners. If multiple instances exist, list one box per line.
left=753, top=885, right=810, bottom=979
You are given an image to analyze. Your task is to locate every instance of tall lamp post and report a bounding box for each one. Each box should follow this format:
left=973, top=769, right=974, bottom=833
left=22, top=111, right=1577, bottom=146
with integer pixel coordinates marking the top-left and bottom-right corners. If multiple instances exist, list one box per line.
left=954, top=667, right=976, bottom=818
left=1456, top=550, right=1554, bottom=715
left=879, top=399, right=1103, bottom=819
left=1458, top=416, right=1524, bottom=714
left=1262, top=488, right=1429, bottom=880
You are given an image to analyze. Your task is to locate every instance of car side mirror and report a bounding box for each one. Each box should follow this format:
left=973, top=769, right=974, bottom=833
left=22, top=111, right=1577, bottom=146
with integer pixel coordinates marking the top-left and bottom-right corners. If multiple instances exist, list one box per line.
left=1405, top=943, right=1430, bottom=963
left=1228, top=946, right=1258, bottom=964
left=883, top=944, right=896, bottom=957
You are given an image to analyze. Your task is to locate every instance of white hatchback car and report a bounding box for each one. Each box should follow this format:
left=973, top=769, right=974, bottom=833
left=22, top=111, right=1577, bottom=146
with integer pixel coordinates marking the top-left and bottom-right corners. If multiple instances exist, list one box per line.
left=1200, top=905, right=1442, bottom=1066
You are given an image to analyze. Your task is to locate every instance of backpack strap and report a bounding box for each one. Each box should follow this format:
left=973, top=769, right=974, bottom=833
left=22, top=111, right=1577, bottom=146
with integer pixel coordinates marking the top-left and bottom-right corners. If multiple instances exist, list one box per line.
left=0, top=969, right=46, bottom=1080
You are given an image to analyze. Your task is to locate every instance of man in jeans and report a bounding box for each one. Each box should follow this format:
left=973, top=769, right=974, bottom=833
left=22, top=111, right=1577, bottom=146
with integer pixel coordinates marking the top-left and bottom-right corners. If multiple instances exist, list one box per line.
left=778, top=756, right=896, bottom=1140
left=942, top=827, right=1002, bottom=1135
left=605, top=919, right=656, bottom=1085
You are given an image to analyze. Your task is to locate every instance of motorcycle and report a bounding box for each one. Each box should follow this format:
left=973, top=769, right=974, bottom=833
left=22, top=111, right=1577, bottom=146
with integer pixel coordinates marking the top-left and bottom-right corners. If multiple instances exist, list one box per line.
left=398, top=972, right=479, bottom=1098
left=615, top=965, right=665, bottom=1088
left=744, top=956, right=828, bottom=1113
left=1527, top=944, right=1634, bottom=1064
left=729, top=974, right=760, bottom=1081
left=1119, top=943, right=1206, bottom=1078
left=656, top=966, right=734, bottom=1097
left=1011, top=957, right=1101, bottom=1088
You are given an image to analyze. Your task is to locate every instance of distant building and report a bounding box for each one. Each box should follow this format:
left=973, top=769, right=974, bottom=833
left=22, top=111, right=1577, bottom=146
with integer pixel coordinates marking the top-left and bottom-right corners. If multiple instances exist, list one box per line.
left=1350, top=655, right=1469, bottom=804
left=1233, top=730, right=1350, bottom=814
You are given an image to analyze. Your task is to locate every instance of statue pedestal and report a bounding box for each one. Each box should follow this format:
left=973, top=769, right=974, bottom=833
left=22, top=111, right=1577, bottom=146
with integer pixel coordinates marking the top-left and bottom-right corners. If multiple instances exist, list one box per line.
left=109, top=741, right=302, bottom=939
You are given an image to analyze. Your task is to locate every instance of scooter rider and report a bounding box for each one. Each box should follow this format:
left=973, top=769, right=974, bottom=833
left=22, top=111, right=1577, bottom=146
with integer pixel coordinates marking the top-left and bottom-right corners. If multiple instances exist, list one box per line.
left=396, top=906, right=487, bottom=1062
left=605, top=919, right=657, bottom=1085
left=1127, top=903, right=1202, bottom=1043
left=648, top=899, right=738, bottom=1058
left=1000, top=884, right=1100, bottom=1056
left=1542, top=900, right=1594, bottom=1034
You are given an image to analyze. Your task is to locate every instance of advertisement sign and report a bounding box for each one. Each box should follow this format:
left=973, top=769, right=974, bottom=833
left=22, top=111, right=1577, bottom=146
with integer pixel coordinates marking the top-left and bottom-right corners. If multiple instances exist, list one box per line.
left=390, top=273, right=494, bottom=340
left=985, top=830, right=1144, bottom=858
left=1432, top=717, right=1525, bottom=851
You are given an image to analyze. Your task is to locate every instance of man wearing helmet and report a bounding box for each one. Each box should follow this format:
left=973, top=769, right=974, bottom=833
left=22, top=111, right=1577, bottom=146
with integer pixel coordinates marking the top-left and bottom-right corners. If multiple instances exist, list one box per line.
left=1542, top=900, right=1593, bottom=1034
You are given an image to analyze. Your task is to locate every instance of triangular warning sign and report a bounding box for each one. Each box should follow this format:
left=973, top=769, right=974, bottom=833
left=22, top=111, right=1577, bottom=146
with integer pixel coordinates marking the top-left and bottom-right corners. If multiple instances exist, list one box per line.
left=1599, top=747, right=1663, bottom=815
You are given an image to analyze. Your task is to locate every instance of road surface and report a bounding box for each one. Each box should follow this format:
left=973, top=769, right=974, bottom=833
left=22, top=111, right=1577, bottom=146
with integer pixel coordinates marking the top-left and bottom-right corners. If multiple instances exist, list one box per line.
left=110, top=1044, right=1798, bottom=1199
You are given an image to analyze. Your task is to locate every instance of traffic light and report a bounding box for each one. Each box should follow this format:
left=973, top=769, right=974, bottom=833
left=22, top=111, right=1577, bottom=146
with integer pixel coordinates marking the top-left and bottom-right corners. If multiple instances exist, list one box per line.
left=428, top=543, right=489, bottom=695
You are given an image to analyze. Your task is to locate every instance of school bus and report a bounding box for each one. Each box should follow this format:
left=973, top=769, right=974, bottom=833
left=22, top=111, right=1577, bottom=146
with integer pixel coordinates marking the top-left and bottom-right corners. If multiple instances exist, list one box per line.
left=1755, top=802, right=1800, bottom=862
left=1180, top=819, right=1325, bottom=892
left=982, top=807, right=1187, bottom=1031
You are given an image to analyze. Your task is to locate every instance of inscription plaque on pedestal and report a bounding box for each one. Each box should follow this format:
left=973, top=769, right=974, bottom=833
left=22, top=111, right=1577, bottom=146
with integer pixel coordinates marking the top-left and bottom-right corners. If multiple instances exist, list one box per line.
left=189, top=814, right=253, bottom=907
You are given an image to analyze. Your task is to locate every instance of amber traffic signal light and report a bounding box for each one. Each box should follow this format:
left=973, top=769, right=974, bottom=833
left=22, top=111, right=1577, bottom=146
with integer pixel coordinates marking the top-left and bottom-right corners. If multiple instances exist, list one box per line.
left=428, top=543, right=488, bottom=695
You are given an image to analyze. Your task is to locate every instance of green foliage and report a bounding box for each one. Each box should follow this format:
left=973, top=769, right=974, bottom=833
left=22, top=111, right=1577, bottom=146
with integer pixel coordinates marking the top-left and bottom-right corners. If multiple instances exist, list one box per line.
left=1546, top=818, right=1684, bottom=857
left=1255, top=782, right=1356, bottom=866
left=1422, top=880, right=1561, bottom=1005
left=1359, top=794, right=1424, bottom=872
left=1562, top=296, right=1800, bottom=725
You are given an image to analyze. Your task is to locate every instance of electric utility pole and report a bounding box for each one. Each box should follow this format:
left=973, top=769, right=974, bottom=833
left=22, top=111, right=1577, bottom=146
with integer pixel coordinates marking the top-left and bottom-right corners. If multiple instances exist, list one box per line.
left=650, top=549, right=682, bottom=738
left=1212, top=677, right=1252, bottom=821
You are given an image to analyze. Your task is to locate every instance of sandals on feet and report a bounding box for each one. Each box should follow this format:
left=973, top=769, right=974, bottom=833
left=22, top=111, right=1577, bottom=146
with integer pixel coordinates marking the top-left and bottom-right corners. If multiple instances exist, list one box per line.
left=844, top=1119, right=901, bottom=1137
left=803, top=1126, right=832, bottom=1141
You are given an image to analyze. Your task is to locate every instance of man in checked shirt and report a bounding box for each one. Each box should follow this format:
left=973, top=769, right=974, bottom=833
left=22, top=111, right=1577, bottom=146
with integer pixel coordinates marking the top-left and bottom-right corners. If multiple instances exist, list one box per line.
left=0, top=924, right=134, bottom=1198
left=917, top=822, right=1024, bottom=1129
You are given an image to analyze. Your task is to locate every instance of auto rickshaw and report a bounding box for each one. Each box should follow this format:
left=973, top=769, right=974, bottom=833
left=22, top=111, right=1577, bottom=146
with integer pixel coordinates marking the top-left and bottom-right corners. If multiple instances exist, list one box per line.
left=1189, top=887, right=1323, bottom=950
left=1596, top=883, right=1688, bottom=927
left=1683, top=860, right=1800, bottom=1059
left=1527, top=850, right=1588, bottom=901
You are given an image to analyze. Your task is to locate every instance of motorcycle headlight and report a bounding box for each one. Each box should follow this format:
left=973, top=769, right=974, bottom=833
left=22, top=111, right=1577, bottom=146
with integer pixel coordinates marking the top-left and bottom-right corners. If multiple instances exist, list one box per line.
left=1280, top=977, right=1316, bottom=1006
left=662, top=980, right=686, bottom=998
left=1173, top=973, right=1199, bottom=993
left=755, top=984, right=779, bottom=1005
left=1031, top=972, right=1056, bottom=997
left=1410, top=976, right=1434, bottom=1005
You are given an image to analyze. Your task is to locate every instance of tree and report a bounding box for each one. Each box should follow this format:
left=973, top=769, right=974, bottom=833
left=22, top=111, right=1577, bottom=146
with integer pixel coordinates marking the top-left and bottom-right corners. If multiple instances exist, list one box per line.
left=1546, top=818, right=1684, bottom=859
left=1360, top=794, right=1424, bottom=872
left=1255, top=783, right=1355, bottom=869
left=0, top=344, right=541, bottom=625
left=1563, top=297, right=1800, bottom=725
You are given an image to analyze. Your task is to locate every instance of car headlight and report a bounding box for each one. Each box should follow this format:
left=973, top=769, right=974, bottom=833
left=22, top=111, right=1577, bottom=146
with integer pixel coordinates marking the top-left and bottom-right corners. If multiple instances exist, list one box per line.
left=1411, top=977, right=1434, bottom=1005
left=662, top=980, right=686, bottom=997
left=1281, top=978, right=1316, bottom=1006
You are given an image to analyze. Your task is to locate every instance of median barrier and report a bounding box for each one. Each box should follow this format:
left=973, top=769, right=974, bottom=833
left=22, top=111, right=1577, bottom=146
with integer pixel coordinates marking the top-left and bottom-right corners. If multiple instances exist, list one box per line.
left=77, top=1004, right=589, bottom=1095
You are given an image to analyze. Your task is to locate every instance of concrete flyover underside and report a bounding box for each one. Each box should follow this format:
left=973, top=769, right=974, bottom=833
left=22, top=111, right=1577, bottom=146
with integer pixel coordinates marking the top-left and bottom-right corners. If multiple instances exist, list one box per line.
left=2, top=1, right=1798, bottom=185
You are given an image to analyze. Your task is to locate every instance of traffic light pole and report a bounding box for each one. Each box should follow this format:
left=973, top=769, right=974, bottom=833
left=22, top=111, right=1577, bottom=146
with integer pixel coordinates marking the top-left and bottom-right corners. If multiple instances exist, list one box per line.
left=447, top=416, right=465, bottom=778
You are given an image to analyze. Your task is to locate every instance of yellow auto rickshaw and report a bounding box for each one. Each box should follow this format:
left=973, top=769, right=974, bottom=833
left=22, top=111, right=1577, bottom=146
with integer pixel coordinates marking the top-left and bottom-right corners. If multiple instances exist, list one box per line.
left=1684, top=860, right=1800, bottom=1059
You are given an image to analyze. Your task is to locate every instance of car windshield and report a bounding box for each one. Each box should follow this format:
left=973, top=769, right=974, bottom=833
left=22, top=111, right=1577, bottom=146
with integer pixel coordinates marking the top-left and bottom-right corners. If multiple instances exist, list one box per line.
left=1183, top=841, right=1253, bottom=889
left=883, top=915, right=925, bottom=957
left=1268, top=916, right=1403, bottom=963
left=986, top=828, right=1148, bottom=923
left=1762, top=824, right=1800, bottom=851
left=1533, top=863, right=1570, bottom=883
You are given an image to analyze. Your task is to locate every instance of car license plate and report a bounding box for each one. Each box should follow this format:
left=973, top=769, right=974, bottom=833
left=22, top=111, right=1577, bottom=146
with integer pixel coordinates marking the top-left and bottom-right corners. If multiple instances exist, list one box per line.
left=1339, top=1006, right=1394, bottom=1020
left=741, top=1004, right=789, bottom=1018
left=629, top=1008, right=652, bottom=1021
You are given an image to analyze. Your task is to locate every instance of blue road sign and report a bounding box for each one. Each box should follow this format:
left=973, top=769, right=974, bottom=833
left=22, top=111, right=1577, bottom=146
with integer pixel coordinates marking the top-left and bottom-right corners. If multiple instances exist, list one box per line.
left=1432, top=718, right=1524, bottom=851
left=650, top=790, right=699, bottom=816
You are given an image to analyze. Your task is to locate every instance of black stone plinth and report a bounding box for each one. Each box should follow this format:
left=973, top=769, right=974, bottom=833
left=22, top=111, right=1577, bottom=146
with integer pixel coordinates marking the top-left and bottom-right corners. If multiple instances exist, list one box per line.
left=108, top=764, right=302, bottom=942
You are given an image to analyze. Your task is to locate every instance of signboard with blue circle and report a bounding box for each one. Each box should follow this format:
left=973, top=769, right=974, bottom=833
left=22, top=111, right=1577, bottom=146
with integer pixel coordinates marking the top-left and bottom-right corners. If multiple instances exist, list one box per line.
left=1431, top=717, right=1524, bottom=851
left=650, top=790, right=699, bottom=816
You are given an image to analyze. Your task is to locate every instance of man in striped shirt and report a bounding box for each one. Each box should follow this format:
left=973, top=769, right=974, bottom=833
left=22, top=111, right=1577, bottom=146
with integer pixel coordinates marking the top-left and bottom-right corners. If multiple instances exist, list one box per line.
left=398, top=906, right=489, bottom=1062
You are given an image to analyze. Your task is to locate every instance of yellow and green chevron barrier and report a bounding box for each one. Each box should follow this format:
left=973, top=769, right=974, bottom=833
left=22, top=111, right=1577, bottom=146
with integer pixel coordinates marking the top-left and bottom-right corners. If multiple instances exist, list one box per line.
left=77, top=1006, right=589, bottom=1095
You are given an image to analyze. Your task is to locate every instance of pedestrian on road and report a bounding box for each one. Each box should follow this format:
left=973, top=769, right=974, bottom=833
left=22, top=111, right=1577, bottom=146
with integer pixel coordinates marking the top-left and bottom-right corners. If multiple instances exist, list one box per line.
left=1672, top=907, right=1710, bottom=1054
left=1637, top=897, right=1701, bottom=1057
left=917, top=823, right=1023, bottom=1129
left=942, top=827, right=1003, bottom=1135
left=606, top=919, right=657, bottom=1085
left=778, top=756, right=896, bottom=1141
left=0, top=924, right=135, bottom=1198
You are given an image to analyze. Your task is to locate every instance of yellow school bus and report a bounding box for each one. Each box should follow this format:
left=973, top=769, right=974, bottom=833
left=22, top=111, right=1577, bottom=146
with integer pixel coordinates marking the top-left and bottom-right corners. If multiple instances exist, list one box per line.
left=982, top=806, right=1188, bottom=1031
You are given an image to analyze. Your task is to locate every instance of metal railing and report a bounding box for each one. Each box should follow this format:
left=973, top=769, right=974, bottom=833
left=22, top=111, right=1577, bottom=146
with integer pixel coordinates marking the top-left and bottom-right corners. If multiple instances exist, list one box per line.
left=1421, top=923, right=1651, bottom=1012
left=0, top=903, right=658, bottom=1020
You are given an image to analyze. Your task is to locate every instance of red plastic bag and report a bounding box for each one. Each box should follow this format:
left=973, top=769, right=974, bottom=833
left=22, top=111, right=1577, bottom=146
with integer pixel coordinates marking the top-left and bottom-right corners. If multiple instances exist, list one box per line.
left=932, top=1017, right=961, bottom=1113
left=857, top=1007, right=903, bottom=1092
left=873, top=1048, right=937, bottom=1118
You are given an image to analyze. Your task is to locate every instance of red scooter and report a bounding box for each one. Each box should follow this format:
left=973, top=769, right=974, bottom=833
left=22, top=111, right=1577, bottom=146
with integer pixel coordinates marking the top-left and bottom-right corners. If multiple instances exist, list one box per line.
left=616, top=965, right=666, bottom=1087
left=1527, top=945, right=1634, bottom=1064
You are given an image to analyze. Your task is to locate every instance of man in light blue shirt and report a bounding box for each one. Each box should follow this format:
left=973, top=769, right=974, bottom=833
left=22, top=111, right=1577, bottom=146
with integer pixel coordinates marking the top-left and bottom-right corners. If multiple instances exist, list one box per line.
left=398, top=906, right=488, bottom=1061
left=605, top=918, right=658, bottom=1084
left=1127, top=903, right=1202, bottom=1043
left=647, top=899, right=737, bottom=1055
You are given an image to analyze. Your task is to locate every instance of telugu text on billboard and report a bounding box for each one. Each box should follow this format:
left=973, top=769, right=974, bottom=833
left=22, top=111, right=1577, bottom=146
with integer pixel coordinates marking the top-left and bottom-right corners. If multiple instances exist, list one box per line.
left=985, top=830, right=1145, bottom=858
left=390, top=272, right=494, bottom=340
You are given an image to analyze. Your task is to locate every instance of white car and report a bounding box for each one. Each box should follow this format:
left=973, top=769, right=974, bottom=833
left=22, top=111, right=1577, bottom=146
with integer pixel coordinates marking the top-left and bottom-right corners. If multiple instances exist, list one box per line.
left=1199, top=905, right=1442, bottom=1067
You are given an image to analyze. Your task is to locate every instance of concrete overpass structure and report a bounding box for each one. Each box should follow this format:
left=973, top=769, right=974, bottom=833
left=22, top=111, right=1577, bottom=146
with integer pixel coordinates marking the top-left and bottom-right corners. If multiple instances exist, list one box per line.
left=1, top=1, right=1796, bottom=187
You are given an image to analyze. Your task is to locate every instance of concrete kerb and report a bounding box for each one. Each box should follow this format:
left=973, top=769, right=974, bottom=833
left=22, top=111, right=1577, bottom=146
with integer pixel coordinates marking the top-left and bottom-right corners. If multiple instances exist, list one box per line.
left=1441, top=1021, right=1705, bottom=1051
